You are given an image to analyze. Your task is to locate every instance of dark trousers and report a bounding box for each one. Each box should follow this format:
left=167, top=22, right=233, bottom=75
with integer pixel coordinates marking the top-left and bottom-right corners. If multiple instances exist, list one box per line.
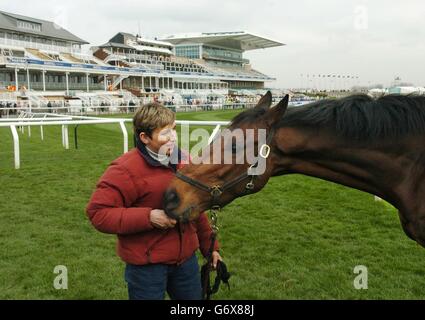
left=125, top=254, right=202, bottom=300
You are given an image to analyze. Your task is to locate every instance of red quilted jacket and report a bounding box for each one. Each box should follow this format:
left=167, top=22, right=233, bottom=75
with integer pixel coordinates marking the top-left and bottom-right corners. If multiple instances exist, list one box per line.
left=86, top=146, right=219, bottom=265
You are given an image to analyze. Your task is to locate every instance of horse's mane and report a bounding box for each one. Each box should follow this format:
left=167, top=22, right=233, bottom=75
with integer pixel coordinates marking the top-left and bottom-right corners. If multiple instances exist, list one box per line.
left=278, top=94, right=425, bottom=141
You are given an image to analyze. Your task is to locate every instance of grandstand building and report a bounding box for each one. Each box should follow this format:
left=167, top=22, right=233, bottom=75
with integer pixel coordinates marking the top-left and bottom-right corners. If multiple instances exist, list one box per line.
left=0, top=10, right=284, bottom=108
left=163, top=32, right=283, bottom=90
left=0, top=10, right=117, bottom=106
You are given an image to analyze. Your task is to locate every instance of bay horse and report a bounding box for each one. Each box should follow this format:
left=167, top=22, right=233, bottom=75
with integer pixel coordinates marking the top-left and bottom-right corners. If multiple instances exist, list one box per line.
left=164, top=91, right=425, bottom=247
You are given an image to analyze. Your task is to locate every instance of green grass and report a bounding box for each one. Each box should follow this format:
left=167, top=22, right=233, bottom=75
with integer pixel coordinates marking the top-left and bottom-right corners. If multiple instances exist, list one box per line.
left=1, top=109, right=425, bottom=299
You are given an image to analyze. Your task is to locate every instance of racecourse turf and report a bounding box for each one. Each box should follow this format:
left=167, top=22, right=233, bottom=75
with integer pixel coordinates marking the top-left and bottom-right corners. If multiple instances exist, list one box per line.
left=1, top=109, right=425, bottom=299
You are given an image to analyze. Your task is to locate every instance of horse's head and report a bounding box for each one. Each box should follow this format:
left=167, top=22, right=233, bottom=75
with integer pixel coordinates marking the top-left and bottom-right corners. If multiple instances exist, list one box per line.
left=164, top=91, right=289, bottom=222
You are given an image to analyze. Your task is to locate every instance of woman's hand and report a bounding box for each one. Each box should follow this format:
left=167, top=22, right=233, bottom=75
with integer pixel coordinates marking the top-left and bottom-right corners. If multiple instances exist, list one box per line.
left=212, top=251, right=223, bottom=269
left=150, top=209, right=177, bottom=229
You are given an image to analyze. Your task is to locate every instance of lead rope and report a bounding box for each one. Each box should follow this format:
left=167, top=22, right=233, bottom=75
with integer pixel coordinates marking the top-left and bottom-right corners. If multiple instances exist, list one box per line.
left=201, top=207, right=231, bottom=300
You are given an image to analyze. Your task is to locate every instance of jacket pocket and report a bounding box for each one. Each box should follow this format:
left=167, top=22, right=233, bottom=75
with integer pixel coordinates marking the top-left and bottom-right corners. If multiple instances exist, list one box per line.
left=145, top=230, right=169, bottom=263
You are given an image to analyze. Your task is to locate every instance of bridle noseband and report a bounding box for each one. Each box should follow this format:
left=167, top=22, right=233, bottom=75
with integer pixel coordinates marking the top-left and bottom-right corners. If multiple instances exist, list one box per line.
left=175, top=127, right=275, bottom=211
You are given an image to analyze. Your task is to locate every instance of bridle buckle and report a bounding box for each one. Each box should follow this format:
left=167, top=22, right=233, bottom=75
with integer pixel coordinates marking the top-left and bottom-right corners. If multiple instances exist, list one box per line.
left=245, top=181, right=255, bottom=191
left=210, top=186, right=223, bottom=198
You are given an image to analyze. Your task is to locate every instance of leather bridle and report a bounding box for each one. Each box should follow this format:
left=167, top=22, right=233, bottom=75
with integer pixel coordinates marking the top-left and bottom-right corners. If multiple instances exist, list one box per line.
left=175, top=127, right=275, bottom=211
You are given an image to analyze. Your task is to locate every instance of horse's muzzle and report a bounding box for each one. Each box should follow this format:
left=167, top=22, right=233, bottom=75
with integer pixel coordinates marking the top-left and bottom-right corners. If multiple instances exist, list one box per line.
left=163, top=188, right=181, bottom=220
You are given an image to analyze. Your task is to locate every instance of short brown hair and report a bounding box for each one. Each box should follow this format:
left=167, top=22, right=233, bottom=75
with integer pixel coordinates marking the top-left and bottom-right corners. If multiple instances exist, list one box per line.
left=133, top=103, right=175, bottom=137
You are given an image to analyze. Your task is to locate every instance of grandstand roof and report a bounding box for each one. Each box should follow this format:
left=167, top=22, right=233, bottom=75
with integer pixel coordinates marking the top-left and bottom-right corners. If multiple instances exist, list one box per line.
left=131, top=44, right=173, bottom=55
left=161, top=31, right=284, bottom=51
left=136, top=37, right=174, bottom=48
left=99, top=41, right=135, bottom=50
left=0, top=10, right=88, bottom=44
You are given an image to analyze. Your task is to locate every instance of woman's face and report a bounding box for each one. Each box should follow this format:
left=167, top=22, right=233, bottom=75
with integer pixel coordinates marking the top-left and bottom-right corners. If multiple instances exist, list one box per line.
left=140, top=122, right=177, bottom=156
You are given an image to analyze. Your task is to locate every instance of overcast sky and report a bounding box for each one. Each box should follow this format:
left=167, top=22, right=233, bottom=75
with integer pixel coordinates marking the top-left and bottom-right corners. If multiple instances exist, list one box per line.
left=2, top=0, right=425, bottom=89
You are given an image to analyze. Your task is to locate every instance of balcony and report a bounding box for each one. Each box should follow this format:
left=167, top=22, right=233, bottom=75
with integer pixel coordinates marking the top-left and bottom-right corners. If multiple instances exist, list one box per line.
left=0, top=38, right=80, bottom=54
left=29, top=82, right=104, bottom=91
left=104, top=53, right=128, bottom=63
left=0, top=81, right=103, bottom=91
left=202, top=52, right=249, bottom=64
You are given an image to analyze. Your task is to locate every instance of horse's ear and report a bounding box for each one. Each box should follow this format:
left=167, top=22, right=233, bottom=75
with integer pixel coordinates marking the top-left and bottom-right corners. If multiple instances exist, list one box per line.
left=265, top=94, right=289, bottom=125
left=255, top=91, right=273, bottom=111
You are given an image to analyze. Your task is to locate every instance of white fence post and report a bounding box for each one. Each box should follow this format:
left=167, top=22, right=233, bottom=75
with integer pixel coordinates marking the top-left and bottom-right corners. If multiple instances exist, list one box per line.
left=64, top=125, right=69, bottom=149
left=119, top=121, right=128, bottom=154
left=40, top=115, right=46, bottom=141
left=61, top=125, right=69, bottom=149
left=61, top=125, right=65, bottom=147
left=10, top=125, right=20, bottom=169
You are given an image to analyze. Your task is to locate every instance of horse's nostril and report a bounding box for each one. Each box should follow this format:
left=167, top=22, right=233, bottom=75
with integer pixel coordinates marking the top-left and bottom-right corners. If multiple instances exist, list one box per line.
left=164, top=189, right=180, bottom=210
left=166, top=189, right=179, bottom=203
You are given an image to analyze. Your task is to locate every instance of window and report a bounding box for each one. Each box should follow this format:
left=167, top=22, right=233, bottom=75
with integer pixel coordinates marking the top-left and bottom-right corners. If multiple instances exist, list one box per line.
left=203, top=46, right=242, bottom=62
left=17, top=20, right=41, bottom=32
left=175, top=45, right=200, bottom=59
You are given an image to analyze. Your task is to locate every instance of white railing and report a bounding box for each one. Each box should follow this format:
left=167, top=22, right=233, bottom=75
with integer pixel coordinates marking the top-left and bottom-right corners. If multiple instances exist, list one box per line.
left=24, top=91, right=50, bottom=107
left=1, top=114, right=130, bottom=169
left=0, top=92, right=17, bottom=100
left=70, top=52, right=95, bottom=63
left=0, top=38, right=78, bottom=54
left=102, top=49, right=136, bottom=65
left=111, top=75, right=129, bottom=89
left=0, top=112, right=229, bottom=169
left=126, top=53, right=164, bottom=70
left=0, top=102, right=257, bottom=118
left=121, top=90, right=139, bottom=102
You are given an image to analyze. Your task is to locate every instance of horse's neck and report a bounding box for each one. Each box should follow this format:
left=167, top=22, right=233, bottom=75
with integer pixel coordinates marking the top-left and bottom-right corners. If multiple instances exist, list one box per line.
left=272, top=127, right=413, bottom=206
